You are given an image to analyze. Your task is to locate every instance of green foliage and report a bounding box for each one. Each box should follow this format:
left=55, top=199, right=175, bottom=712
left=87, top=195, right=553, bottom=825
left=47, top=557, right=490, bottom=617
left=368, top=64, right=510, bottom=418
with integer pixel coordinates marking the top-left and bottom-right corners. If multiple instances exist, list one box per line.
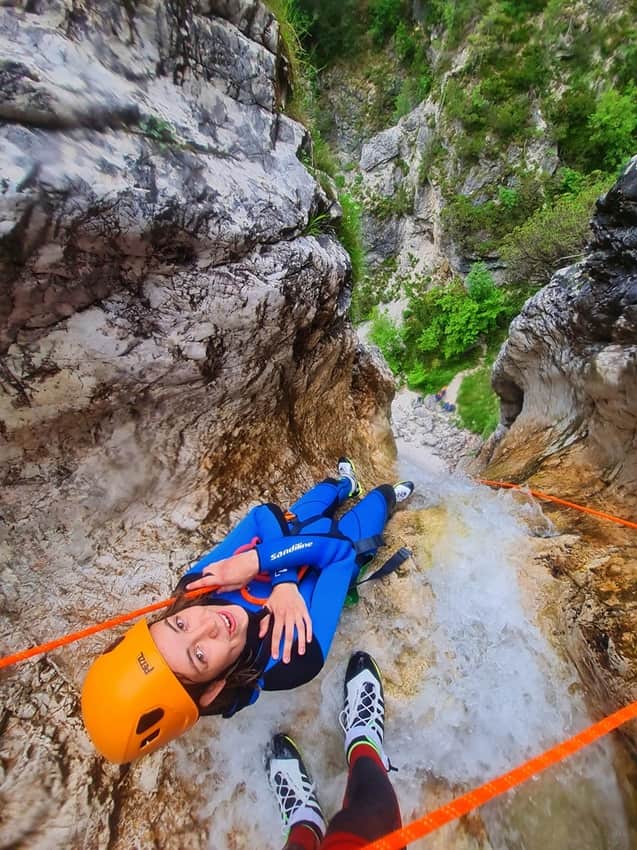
left=368, top=309, right=405, bottom=373
left=545, top=82, right=598, bottom=172
left=303, top=212, right=331, bottom=236
left=355, top=181, right=414, bottom=220
left=407, top=352, right=479, bottom=395
left=265, top=0, right=310, bottom=117
left=426, top=0, right=488, bottom=48
left=588, top=85, right=637, bottom=171
left=295, top=0, right=367, bottom=65
left=403, top=268, right=505, bottom=361
left=312, top=135, right=339, bottom=177
left=361, top=258, right=532, bottom=404
left=557, top=167, right=587, bottom=195
left=350, top=257, right=399, bottom=323
left=394, top=264, right=523, bottom=396
left=418, top=134, right=445, bottom=184
left=139, top=115, right=179, bottom=146
left=393, top=73, right=432, bottom=120
left=368, top=0, right=406, bottom=45
left=391, top=21, right=432, bottom=118
left=442, top=172, right=546, bottom=255
left=456, top=364, right=500, bottom=437
left=498, top=187, right=519, bottom=210
left=337, top=192, right=366, bottom=286
left=361, top=53, right=403, bottom=131
left=394, top=20, right=416, bottom=62
left=500, top=172, right=614, bottom=284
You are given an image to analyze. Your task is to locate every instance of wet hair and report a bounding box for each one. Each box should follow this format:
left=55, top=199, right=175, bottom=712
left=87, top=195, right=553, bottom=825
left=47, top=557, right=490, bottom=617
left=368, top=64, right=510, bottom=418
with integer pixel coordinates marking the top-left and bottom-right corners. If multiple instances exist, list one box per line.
left=153, top=580, right=269, bottom=717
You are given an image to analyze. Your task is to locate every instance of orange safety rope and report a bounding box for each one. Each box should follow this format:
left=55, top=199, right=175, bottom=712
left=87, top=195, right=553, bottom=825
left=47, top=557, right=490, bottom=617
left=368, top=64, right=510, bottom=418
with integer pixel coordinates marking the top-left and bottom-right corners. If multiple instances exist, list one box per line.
left=1, top=480, right=633, bottom=672
left=0, top=584, right=216, bottom=671
left=477, top=478, right=637, bottom=530
left=363, top=698, right=637, bottom=850
left=0, top=478, right=635, bottom=848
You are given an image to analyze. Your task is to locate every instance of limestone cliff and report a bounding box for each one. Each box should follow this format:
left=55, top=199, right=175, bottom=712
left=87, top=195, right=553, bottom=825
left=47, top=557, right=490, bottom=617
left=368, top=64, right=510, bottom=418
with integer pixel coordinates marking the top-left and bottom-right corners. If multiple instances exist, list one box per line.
left=0, top=2, right=394, bottom=848
left=485, top=158, right=637, bottom=735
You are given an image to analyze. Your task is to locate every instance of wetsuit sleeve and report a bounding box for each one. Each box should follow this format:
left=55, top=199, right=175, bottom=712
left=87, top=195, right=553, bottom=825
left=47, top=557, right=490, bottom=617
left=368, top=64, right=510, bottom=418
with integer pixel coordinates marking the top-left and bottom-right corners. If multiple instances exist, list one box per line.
left=270, top=566, right=299, bottom=586
left=256, top=534, right=353, bottom=574
left=181, top=503, right=288, bottom=581
left=263, top=553, right=357, bottom=692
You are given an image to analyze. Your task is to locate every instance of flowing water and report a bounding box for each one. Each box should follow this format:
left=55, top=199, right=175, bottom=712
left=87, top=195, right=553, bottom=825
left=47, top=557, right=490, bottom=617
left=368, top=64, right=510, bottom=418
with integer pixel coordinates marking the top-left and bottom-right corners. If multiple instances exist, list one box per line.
left=175, top=437, right=632, bottom=850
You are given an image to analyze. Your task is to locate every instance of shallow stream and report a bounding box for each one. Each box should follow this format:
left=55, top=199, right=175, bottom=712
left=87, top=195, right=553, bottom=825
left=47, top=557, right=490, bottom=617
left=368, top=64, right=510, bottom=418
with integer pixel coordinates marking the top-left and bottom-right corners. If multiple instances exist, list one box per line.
left=174, top=431, right=632, bottom=850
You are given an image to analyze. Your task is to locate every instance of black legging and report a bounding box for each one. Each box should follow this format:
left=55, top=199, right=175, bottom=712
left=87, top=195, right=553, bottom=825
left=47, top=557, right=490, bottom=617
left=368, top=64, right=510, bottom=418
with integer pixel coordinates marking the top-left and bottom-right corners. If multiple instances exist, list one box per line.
left=284, top=742, right=404, bottom=850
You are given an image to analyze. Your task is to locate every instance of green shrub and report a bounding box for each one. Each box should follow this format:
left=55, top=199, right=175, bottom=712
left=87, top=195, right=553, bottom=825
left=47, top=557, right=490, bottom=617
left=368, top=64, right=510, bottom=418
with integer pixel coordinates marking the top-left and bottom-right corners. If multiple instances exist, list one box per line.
left=337, top=192, right=366, bottom=286
left=402, top=266, right=506, bottom=362
left=294, top=0, right=367, bottom=65
left=350, top=257, right=399, bottom=323
left=498, top=186, right=519, bottom=210
left=426, top=0, right=486, bottom=47
left=545, top=83, right=597, bottom=172
left=407, top=353, right=479, bottom=395
left=312, top=134, right=339, bottom=177
left=139, top=115, right=180, bottom=146
left=418, top=134, right=445, bottom=184
left=394, top=20, right=417, bottom=62
left=588, top=85, right=637, bottom=171
left=368, top=309, right=405, bottom=373
left=360, top=183, right=415, bottom=220
left=442, top=172, right=547, bottom=255
left=265, top=0, right=310, bottom=117
left=368, top=0, right=406, bottom=45
left=500, top=172, right=614, bottom=284
left=303, top=212, right=331, bottom=236
left=456, top=364, right=500, bottom=437
left=488, top=94, right=531, bottom=140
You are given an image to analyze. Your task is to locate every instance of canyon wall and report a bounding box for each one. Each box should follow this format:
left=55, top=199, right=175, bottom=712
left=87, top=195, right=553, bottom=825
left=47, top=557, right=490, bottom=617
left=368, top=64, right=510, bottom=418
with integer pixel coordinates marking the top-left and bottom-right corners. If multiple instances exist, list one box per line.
left=486, top=158, right=637, bottom=737
left=0, top=3, right=394, bottom=847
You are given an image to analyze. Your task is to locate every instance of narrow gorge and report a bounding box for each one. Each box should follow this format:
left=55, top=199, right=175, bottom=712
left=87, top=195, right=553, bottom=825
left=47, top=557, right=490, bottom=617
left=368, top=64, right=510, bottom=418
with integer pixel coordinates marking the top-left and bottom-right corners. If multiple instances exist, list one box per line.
left=0, top=2, right=635, bottom=849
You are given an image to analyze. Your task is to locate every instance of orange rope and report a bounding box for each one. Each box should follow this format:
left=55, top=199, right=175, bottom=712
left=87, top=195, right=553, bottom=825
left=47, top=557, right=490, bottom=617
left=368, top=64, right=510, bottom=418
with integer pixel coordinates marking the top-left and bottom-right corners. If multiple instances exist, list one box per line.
left=477, top=478, right=637, bottom=530
left=1, top=477, right=635, bottom=849
left=0, top=584, right=217, bottom=671
left=2, top=481, right=633, bottom=673
left=363, top=699, right=637, bottom=849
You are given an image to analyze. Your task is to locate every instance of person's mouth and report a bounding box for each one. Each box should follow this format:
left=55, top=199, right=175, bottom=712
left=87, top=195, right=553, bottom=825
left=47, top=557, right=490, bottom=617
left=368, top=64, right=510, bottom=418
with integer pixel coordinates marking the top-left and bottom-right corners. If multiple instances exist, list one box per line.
left=218, top=611, right=235, bottom=636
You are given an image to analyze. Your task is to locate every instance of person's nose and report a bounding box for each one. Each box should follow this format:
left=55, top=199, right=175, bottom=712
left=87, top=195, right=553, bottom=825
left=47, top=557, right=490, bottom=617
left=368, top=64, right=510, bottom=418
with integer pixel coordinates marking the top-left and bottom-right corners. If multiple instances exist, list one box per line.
left=193, top=615, right=220, bottom=641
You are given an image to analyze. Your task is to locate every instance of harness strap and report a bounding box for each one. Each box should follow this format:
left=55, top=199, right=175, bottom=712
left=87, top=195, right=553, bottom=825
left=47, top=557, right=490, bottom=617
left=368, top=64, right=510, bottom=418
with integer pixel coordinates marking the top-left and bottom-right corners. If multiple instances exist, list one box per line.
left=351, top=534, right=386, bottom=555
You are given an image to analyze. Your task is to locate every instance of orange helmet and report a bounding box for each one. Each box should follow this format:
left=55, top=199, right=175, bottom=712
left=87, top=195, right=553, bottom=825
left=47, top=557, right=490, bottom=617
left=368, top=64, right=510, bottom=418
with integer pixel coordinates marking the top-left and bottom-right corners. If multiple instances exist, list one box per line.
left=81, top=618, right=199, bottom=763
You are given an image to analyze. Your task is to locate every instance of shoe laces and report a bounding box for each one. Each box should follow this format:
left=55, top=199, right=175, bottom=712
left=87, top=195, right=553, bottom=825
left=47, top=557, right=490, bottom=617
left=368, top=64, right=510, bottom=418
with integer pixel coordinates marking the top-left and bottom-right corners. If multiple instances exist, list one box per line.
left=339, top=678, right=383, bottom=738
left=271, top=764, right=319, bottom=828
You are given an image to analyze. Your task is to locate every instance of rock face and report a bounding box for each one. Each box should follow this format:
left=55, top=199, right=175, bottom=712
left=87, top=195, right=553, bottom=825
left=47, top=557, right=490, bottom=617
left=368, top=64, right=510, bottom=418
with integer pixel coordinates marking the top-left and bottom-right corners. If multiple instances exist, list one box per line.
left=485, top=157, right=637, bottom=736
left=0, top=3, right=394, bottom=848
left=357, top=101, right=445, bottom=277
left=490, top=157, right=637, bottom=495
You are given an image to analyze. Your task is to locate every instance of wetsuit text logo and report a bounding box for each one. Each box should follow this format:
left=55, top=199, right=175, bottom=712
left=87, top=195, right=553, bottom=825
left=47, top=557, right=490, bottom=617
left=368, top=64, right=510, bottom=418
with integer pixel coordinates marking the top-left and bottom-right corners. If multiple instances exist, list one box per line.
left=270, top=541, right=312, bottom=561
left=137, top=652, right=154, bottom=675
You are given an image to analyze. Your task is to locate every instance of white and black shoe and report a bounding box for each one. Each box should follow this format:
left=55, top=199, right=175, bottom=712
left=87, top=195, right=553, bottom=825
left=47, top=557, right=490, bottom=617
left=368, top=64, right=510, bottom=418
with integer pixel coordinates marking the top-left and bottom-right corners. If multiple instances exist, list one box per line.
left=338, top=456, right=362, bottom=498
left=393, top=481, right=414, bottom=503
left=266, top=734, right=326, bottom=837
left=339, top=651, right=389, bottom=769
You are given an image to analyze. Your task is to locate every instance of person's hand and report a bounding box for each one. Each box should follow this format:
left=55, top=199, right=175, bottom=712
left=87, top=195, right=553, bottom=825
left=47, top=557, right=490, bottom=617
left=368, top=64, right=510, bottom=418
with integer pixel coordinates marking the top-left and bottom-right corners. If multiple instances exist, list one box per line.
left=185, top=549, right=260, bottom=592
left=260, top=583, right=313, bottom=664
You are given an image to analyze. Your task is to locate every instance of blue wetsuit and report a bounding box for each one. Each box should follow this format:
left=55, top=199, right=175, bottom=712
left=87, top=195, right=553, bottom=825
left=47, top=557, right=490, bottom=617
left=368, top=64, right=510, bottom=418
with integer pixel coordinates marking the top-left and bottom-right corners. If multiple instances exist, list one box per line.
left=182, top=479, right=396, bottom=716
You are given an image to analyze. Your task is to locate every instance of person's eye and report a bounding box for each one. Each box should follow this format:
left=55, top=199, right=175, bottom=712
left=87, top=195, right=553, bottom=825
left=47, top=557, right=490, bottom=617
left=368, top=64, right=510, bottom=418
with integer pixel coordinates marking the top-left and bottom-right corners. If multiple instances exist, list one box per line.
left=195, top=646, right=205, bottom=664
left=176, top=617, right=185, bottom=630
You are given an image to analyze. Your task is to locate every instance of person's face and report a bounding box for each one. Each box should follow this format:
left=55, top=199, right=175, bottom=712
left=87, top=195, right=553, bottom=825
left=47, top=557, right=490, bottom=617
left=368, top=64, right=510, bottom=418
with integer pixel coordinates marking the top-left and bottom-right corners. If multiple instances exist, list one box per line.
left=149, top=604, right=249, bottom=684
